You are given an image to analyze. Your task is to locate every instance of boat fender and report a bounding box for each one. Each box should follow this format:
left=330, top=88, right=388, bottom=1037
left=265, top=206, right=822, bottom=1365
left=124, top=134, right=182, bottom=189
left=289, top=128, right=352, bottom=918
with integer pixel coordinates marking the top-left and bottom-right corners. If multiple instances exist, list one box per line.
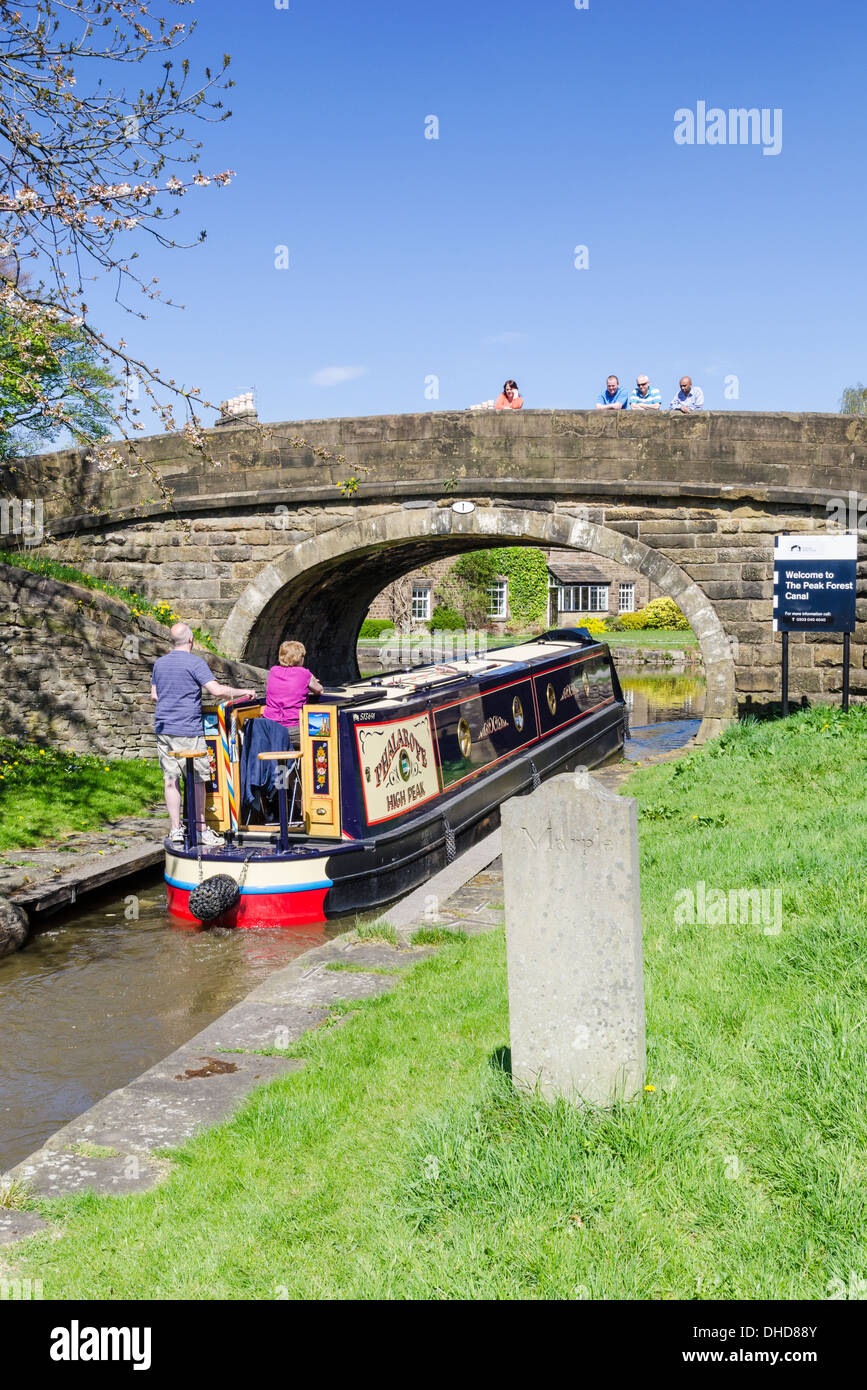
left=443, top=818, right=456, bottom=864
left=188, top=874, right=241, bottom=924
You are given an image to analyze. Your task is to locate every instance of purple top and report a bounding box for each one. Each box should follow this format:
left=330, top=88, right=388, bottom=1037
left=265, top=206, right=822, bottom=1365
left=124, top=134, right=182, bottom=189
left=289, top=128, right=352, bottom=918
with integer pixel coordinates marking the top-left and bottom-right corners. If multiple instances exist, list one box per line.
left=262, top=665, right=312, bottom=727
left=151, top=650, right=214, bottom=736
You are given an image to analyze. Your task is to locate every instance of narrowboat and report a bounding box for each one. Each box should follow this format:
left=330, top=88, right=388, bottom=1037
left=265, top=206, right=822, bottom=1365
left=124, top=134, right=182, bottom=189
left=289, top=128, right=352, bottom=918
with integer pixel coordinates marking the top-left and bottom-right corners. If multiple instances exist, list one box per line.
left=164, top=629, right=627, bottom=928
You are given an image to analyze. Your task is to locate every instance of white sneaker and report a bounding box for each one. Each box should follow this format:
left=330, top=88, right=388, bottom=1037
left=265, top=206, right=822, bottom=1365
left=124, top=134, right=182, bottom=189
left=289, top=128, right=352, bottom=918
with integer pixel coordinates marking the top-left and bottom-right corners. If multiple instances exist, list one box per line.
left=168, top=827, right=184, bottom=844
left=200, top=827, right=225, bottom=848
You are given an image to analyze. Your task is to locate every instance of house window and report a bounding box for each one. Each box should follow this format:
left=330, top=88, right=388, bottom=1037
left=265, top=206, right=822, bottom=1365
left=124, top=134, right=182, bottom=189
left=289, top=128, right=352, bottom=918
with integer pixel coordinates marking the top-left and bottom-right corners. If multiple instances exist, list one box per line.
left=619, top=582, right=635, bottom=613
left=487, top=579, right=508, bottom=619
left=556, top=583, right=609, bottom=613
left=411, top=586, right=431, bottom=621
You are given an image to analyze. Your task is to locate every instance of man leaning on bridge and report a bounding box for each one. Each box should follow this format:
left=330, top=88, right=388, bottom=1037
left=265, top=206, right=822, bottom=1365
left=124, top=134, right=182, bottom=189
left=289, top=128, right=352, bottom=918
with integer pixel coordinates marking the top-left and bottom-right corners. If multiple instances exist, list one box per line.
left=151, top=622, right=256, bottom=847
left=670, top=376, right=704, bottom=413
left=628, top=376, right=662, bottom=411
left=595, top=375, right=629, bottom=410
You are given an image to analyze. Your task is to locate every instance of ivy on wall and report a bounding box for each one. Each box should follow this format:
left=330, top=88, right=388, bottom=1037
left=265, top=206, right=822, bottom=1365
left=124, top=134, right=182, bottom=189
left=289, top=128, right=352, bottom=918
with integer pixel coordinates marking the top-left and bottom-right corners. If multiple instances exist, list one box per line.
left=434, top=547, right=549, bottom=629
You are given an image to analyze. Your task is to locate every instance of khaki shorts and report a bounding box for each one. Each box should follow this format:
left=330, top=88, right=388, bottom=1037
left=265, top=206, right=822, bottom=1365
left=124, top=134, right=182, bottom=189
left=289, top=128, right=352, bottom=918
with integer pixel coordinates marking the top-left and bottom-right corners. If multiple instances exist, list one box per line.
left=156, top=734, right=211, bottom=782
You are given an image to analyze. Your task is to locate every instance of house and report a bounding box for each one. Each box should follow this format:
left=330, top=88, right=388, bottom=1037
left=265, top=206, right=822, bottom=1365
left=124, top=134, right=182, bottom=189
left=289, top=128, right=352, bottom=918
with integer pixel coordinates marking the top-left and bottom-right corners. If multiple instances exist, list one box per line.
left=366, top=548, right=658, bottom=632
left=545, top=549, right=658, bottom=626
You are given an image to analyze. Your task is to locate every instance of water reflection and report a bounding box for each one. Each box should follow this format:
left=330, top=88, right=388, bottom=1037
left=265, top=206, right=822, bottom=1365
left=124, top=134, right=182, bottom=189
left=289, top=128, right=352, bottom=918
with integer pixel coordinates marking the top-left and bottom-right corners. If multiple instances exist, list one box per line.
left=621, top=669, right=706, bottom=758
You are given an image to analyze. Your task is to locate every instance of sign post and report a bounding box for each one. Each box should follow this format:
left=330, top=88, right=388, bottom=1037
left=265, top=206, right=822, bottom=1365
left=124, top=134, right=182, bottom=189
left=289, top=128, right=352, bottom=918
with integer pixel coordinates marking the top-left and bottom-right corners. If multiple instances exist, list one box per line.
left=773, top=534, right=857, bottom=714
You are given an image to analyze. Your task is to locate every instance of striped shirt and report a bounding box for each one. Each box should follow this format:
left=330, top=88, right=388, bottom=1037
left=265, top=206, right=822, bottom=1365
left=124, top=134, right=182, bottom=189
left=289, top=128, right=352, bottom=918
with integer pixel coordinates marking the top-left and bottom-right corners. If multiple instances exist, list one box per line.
left=628, top=386, right=662, bottom=409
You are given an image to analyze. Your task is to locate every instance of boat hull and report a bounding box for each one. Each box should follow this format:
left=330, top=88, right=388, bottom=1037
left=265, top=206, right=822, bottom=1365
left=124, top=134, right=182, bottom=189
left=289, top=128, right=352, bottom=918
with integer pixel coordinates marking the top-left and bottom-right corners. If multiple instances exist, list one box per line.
left=165, top=695, right=624, bottom=928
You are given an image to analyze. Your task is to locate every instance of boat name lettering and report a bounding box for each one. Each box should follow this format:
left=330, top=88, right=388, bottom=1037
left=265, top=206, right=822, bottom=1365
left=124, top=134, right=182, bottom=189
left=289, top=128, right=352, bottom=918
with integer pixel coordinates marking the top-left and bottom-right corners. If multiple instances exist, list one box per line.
left=479, top=715, right=508, bottom=739
left=353, top=711, right=377, bottom=721
left=386, top=780, right=428, bottom=813
left=374, top=728, right=429, bottom=786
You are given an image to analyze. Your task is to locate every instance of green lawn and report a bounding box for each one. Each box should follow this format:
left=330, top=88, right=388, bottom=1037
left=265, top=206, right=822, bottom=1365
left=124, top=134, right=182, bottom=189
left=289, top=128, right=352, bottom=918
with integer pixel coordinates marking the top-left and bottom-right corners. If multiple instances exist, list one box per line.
left=7, top=705, right=866, bottom=1298
left=601, top=629, right=698, bottom=650
left=0, top=740, right=163, bottom=850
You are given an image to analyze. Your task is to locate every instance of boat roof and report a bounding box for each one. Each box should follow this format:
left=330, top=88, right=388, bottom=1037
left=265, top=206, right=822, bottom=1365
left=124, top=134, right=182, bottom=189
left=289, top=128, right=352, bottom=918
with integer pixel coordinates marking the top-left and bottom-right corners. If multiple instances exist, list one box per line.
left=322, top=636, right=603, bottom=711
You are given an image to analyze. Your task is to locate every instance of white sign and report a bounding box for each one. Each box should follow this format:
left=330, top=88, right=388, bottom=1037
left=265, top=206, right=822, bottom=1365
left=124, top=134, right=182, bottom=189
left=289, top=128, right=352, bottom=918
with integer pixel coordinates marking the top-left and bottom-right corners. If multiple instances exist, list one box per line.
left=774, top=535, right=857, bottom=561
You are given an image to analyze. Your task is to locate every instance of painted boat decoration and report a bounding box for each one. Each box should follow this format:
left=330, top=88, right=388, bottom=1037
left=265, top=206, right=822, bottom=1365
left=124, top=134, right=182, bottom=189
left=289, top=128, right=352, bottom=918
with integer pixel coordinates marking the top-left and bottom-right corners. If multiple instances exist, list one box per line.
left=164, top=629, right=627, bottom=928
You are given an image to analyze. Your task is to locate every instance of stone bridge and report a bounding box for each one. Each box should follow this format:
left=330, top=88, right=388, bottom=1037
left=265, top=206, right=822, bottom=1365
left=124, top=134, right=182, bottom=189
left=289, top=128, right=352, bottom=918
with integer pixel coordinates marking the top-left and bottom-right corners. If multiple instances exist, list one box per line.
left=4, top=410, right=866, bottom=742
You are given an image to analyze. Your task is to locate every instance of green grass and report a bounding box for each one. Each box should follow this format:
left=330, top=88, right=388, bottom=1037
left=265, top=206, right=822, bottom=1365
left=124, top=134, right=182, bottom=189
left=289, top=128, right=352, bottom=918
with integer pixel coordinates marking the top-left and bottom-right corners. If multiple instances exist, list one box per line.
left=0, top=550, right=219, bottom=652
left=7, top=704, right=867, bottom=1298
left=0, top=739, right=163, bottom=850
left=410, top=926, right=470, bottom=946
left=352, top=918, right=398, bottom=944
left=602, top=629, right=698, bottom=649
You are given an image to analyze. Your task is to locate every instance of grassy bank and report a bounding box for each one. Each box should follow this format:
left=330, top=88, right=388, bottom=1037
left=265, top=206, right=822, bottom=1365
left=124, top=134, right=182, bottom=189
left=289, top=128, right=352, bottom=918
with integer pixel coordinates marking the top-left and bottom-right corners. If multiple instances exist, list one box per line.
left=0, top=740, right=163, bottom=850
left=0, top=551, right=219, bottom=653
left=7, top=705, right=866, bottom=1297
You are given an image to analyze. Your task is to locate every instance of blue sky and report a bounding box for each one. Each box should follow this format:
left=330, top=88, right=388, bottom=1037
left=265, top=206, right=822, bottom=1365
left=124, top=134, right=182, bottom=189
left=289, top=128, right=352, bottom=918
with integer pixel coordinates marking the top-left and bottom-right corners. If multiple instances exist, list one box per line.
left=86, top=0, right=867, bottom=427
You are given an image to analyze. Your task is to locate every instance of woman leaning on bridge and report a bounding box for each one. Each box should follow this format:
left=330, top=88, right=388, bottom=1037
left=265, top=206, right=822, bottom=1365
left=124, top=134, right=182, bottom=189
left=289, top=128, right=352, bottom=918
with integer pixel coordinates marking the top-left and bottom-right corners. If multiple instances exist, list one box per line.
left=495, top=380, right=524, bottom=411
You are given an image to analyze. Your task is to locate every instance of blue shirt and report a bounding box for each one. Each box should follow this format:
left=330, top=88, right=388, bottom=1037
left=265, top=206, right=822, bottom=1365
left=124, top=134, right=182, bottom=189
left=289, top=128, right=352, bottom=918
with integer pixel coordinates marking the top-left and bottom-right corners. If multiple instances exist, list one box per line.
left=151, top=650, right=214, bottom=736
left=670, top=386, right=704, bottom=411
left=596, top=386, right=629, bottom=409
left=628, top=386, right=662, bottom=409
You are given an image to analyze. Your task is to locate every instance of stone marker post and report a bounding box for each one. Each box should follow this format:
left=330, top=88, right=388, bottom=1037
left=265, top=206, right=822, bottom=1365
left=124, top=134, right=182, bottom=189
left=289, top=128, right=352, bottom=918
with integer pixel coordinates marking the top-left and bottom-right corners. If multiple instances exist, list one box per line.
left=501, top=768, right=646, bottom=1105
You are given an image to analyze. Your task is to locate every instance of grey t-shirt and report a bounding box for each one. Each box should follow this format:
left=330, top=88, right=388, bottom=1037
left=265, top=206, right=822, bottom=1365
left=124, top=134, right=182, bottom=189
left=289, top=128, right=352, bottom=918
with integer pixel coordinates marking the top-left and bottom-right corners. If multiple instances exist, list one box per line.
left=151, top=651, right=214, bottom=736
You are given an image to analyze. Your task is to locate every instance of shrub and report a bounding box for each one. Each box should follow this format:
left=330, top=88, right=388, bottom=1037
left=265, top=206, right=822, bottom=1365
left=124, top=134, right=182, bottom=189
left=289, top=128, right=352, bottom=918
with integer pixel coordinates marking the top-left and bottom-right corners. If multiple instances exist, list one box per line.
left=616, top=610, right=647, bottom=630
left=639, top=597, right=691, bottom=630
left=429, top=606, right=466, bottom=632
left=564, top=614, right=608, bottom=636
left=359, top=619, right=395, bottom=638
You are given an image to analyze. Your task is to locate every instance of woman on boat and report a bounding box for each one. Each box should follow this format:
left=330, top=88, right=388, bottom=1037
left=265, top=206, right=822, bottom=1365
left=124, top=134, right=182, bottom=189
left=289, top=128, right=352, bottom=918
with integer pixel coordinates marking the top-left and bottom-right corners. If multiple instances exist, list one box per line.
left=495, top=380, right=524, bottom=411
left=262, top=640, right=324, bottom=746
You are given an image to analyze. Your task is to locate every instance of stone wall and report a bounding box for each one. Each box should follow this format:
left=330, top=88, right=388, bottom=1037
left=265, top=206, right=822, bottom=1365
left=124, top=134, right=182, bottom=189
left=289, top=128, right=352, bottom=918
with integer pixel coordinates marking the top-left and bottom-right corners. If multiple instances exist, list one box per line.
left=0, top=564, right=265, bottom=758
left=3, top=410, right=866, bottom=732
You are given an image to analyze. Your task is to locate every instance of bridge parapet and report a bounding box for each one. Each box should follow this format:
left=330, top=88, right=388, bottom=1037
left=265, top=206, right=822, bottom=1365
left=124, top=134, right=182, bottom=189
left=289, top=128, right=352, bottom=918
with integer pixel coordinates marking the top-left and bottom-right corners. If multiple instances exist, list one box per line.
left=2, top=410, right=866, bottom=533
left=2, top=411, right=864, bottom=731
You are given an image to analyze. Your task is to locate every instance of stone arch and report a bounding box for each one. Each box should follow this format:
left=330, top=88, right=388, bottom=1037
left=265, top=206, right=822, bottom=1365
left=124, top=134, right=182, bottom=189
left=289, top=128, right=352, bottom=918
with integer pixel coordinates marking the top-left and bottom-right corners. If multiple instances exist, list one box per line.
left=220, top=505, right=736, bottom=742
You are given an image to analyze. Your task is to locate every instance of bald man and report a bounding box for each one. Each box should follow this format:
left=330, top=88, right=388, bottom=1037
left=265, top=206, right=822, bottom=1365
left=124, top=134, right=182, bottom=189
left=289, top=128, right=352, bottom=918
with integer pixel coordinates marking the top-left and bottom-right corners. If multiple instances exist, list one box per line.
left=670, top=376, right=704, bottom=413
left=150, top=622, right=256, bottom=846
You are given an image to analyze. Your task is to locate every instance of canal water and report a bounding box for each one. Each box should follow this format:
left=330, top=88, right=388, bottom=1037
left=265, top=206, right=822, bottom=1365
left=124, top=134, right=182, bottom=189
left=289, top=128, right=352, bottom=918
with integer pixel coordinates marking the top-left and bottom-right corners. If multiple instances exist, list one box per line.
left=0, top=670, right=704, bottom=1173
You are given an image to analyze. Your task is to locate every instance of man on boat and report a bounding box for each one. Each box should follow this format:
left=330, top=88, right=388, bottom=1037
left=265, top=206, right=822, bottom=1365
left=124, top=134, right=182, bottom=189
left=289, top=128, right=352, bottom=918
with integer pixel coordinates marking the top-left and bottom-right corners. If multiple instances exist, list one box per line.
left=151, top=622, right=256, bottom=847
